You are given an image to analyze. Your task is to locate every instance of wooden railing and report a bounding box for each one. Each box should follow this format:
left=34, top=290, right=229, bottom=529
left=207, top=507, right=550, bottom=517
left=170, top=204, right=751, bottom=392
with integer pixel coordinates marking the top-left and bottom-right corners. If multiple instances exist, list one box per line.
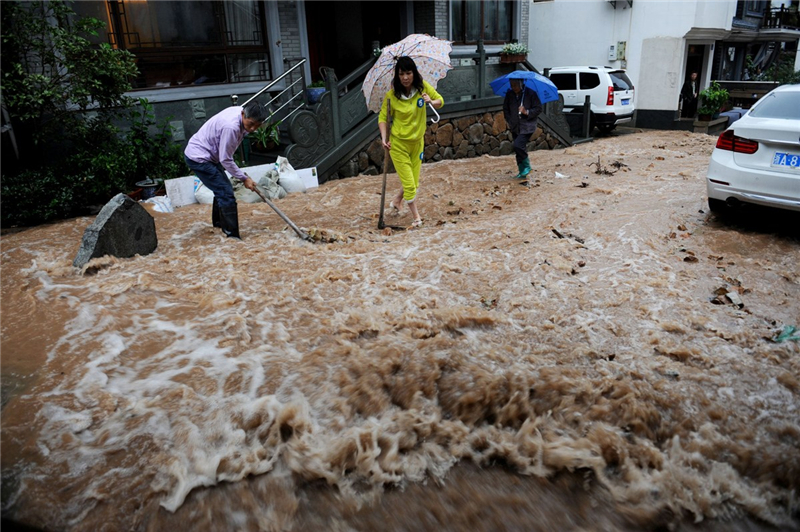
left=715, top=80, right=780, bottom=109
left=763, top=6, right=800, bottom=30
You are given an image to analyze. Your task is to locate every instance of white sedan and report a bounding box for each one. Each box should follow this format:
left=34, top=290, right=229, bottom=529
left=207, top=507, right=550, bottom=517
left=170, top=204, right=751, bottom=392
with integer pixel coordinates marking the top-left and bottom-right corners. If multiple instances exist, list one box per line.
left=706, top=83, right=800, bottom=213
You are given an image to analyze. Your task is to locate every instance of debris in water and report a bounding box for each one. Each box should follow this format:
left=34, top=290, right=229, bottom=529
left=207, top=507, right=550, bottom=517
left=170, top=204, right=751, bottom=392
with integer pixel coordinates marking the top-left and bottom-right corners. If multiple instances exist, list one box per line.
left=710, top=286, right=744, bottom=308
left=587, top=156, right=619, bottom=175
left=551, top=228, right=585, bottom=244
left=480, top=296, right=498, bottom=310
left=306, top=227, right=349, bottom=243
left=725, top=291, right=744, bottom=308
left=772, top=325, right=800, bottom=343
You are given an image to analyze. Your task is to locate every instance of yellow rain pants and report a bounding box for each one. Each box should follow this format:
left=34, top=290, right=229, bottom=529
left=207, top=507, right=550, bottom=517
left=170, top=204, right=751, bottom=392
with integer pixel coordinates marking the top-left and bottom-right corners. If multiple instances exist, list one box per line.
left=390, top=135, right=425, bottom=202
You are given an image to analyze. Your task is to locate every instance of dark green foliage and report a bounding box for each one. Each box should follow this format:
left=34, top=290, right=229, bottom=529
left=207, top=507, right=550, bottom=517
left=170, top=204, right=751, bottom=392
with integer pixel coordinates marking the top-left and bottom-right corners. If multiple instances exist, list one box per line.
left=1, top=1, right=187, bottom=227
left=1, top=0, right=137, bottom=143
left=764, top=52, right=800, bottom=85
left=0, top=168, right=77, bottom=225
left=126, top=99, right=186, bottom=183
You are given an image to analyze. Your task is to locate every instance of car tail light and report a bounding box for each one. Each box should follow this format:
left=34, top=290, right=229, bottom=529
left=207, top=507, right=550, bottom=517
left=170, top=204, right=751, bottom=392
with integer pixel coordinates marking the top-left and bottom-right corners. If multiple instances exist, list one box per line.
left=606, top=86, right=614, bottom=106
left=715, top=130, right=758, bottom=154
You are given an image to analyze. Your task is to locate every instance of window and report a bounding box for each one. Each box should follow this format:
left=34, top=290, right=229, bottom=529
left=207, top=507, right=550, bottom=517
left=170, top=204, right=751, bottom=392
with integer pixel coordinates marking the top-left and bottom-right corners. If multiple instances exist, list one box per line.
left=744, top=0, right=768, bottom=16
left=549, top=73, right=577, bottom=91
left=579, top=73, right=600, bottom=90
left=610, top=71, right=634, bottom=90
left=451, top=0, right=513, bottom=44
left=749, top=91, right=800, bottom=120
left=71, top=1, right=270, bottom=89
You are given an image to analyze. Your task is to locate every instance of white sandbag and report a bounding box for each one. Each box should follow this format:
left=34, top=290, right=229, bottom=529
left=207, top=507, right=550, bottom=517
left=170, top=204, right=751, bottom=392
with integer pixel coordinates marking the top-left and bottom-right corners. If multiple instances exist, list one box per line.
left=233, top=175, right=286, bottom=203
left=275, top=156, right=306, bottom=194
left=143, top=196, right=174, bottom=213
left=195, top=183, right=215, bottom=204
left=259, top=179, right=287, bottom=200
left=164, top=176, right=199, bottom=207
left=248, top=165, right=287, bottom=200
left=234, top=183, right=263, bottom=203
left=194, top=166, right=288, bottom=204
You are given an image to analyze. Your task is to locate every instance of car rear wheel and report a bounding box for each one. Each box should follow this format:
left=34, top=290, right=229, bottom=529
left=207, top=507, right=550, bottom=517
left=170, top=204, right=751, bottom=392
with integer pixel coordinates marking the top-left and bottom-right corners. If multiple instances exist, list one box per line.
left=708, top=198, right=727, bottom=212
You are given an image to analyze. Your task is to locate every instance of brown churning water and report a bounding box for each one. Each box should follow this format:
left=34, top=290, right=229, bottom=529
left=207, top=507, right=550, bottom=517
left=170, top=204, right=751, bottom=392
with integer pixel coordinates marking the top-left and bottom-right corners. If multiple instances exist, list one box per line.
left=1, top=131, right=799, bottom=531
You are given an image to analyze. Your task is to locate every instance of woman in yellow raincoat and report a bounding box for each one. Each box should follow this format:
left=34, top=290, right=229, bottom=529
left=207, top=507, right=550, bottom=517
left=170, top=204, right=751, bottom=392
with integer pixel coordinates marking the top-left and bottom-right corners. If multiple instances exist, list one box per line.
left=378, top=56, right=443, bottom=228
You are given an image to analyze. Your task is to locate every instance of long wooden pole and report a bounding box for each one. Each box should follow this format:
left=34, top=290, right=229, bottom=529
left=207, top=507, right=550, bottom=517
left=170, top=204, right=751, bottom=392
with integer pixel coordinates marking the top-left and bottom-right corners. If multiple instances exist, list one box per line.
left=251, top=187, right=312, bottom=242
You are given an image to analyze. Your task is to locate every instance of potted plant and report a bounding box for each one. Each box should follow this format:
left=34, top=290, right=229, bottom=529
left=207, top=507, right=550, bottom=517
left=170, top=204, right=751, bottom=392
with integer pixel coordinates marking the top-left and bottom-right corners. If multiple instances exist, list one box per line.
left=500, top=42, right=530, bottom=64
left=250, top=121, right=281, bottom=152
left=306, top=80, right=327, bottom=104
left=697, top=81, right=730, bottom=121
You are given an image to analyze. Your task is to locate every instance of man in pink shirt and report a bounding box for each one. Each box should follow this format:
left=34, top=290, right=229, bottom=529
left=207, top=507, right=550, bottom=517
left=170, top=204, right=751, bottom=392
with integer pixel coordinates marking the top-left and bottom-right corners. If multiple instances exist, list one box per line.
left=184, top=101, right=268, bottom=239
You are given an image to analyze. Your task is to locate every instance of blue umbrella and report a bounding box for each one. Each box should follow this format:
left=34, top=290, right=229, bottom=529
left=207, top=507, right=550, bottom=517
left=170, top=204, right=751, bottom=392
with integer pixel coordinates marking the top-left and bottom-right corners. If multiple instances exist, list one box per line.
left=490, top=71, right=559, bottom=104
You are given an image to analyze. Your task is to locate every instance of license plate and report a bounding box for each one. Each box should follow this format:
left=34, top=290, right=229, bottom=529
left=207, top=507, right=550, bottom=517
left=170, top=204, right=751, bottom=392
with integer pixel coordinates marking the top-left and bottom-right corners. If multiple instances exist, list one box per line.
left=772, top=152, right=800, bottom=169
left=621, top=99, right=630, bottom=105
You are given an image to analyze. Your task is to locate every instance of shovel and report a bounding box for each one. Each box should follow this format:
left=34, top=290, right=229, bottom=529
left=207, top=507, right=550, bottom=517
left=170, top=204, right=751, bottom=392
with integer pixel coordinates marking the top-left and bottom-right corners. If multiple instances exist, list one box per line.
left=251, top=186, right=313, bottom=242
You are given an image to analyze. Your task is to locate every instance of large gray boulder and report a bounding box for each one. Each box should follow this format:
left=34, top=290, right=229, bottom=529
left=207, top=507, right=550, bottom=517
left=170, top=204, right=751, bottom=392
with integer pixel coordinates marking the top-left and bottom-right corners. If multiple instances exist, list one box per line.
left=73, top=193, right=157, bottom=269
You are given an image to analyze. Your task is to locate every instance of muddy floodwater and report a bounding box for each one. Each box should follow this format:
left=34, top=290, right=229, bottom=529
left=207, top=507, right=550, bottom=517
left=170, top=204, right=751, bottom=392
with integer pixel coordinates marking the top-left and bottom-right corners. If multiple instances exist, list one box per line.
left=2, top=130, right=799, bottom=532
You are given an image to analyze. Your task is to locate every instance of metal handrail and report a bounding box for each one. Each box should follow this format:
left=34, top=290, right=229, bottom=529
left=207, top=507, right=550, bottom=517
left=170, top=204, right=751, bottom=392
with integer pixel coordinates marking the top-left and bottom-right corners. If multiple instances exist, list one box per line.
left=240, top=59, right=307, bottom=108
left=263, top=78, right=305, bottom=121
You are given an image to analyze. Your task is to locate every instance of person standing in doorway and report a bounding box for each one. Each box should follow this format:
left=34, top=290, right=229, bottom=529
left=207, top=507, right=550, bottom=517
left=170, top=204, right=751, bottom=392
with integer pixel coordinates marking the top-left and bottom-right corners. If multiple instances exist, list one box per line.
left=379, top=56, right=444, bottom=229
left=502, top=78, right=543, bottom=180
left=184, top=101, right=267, bottom=239
left=681, top=72, right=699, bottom=118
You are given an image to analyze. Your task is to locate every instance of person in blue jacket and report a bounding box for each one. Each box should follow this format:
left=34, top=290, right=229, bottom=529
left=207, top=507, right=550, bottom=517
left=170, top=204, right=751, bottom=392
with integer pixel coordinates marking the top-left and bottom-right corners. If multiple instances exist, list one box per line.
left=503, top=79, right=542, bottom=179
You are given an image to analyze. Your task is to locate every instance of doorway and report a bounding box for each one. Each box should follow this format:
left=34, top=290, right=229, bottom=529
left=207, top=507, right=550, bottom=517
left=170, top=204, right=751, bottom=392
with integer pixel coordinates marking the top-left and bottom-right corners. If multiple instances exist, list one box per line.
left=681, top=44, right=705, bottom=117
left=685, top=44, right=705, bottom=85
left=304, top=1, right=404, bottom=84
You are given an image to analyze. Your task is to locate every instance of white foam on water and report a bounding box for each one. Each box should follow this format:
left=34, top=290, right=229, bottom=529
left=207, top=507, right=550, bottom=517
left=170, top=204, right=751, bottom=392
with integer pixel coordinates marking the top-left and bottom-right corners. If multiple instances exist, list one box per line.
left=3, top=131, right=798, bottom=531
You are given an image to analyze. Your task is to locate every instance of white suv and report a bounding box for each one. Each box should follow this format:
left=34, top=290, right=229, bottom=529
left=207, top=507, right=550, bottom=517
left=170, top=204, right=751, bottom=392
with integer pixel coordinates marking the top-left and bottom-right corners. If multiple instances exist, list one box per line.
left=547, top=66, right=635, bottom=133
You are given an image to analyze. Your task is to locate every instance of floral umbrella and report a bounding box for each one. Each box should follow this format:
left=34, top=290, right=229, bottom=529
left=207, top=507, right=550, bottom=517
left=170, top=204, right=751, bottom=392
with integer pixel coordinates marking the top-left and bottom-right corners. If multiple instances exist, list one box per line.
left=363, top=34, right=453, bottom=114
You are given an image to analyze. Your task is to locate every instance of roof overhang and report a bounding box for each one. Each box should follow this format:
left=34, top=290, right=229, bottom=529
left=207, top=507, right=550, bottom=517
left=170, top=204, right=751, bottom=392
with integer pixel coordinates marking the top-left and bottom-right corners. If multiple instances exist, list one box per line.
left=684, top=27, right=732, bottom=41
left=685, top=26, right=800, bottom=43
left=754, top=28, right=800, bottom=42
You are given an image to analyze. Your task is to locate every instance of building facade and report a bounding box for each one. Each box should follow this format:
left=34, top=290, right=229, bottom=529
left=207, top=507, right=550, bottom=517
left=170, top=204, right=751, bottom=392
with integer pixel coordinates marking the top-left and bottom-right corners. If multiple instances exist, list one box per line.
left=529, top=0, right=800, bottom=129
left=67, top=1, right=530, bottom=152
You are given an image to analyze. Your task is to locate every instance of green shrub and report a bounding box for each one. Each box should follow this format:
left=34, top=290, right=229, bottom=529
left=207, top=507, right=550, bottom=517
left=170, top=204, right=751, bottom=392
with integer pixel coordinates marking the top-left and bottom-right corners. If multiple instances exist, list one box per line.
left=126, top=99, right=187, bottom=184
left=764, top=52, right=800, bottom=85
left=698, top=81, right=729, bottom=116
left=0, top=168, right=77, bottom=226
left=1, top=0, right=137, bottom=148
left=0, top=1, right=187, bottom=228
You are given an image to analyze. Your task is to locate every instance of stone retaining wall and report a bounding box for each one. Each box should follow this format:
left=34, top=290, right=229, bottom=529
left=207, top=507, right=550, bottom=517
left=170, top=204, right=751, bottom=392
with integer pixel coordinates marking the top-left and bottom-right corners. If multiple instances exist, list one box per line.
left=330, top=111, right=565, bottom=180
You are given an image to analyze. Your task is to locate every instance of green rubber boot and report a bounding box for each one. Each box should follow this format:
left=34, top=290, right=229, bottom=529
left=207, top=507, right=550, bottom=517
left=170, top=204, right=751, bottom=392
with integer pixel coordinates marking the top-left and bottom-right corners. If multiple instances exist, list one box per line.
left=519, top=157, right=531, bottom=178
left=514, top=162, right=524, bottom=179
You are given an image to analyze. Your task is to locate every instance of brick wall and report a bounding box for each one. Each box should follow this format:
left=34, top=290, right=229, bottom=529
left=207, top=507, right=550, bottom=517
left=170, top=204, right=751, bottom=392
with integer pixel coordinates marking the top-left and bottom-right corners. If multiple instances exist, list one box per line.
left=519, top=1, right=529, bottom=46
left=434, top=0, right=449, bottom=39
left=278, top=1, right=301, bottom=62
